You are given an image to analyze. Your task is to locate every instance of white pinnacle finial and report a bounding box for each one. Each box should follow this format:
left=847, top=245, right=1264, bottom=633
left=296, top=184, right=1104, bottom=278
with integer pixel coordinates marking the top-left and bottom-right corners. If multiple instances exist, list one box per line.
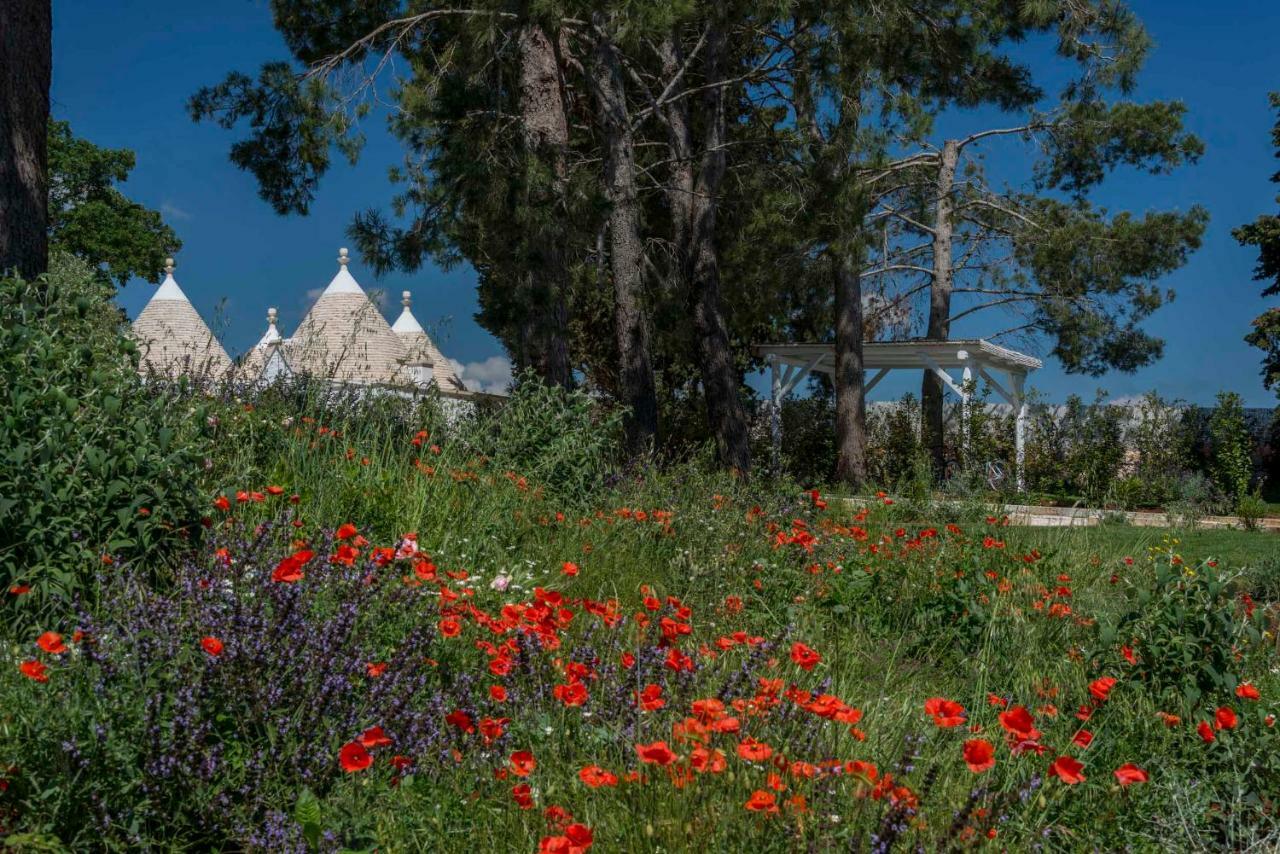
left=402, top=290, right=412, bottom=308
left=164, top=257, right=175, bottom=276
left=338, top=247, right=350, bottom=267
left=267, top=307, right=277, bottom=326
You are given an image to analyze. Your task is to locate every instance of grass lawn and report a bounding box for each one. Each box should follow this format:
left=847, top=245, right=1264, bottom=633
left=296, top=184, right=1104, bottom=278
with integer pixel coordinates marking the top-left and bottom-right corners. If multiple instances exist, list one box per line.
left=1026, top=524, right=1280, bottom=572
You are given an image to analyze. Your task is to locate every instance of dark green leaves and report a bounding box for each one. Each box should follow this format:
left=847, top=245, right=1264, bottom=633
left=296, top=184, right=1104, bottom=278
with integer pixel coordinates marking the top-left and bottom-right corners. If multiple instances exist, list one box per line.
left=189, top=63, right=362, bottom=216
left=1235, top=92, right=1280, bottom=396
left=1037, top=100, right=1204, bottom=195
left=0, top=254, right=210, bottom=626
left=47, top=120, right=182, bottom=287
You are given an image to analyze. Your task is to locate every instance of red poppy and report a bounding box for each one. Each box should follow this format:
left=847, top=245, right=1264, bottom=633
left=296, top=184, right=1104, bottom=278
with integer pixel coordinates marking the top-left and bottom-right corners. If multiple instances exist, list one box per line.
left=359, top=725, right=393, bottom=748
left=1121, top=645, right=1138, bottom=665
left=745, top=789, right=779, bottom=813
left=736, top=738, right=773, bottom=762
left=562, top=561, right=579, bottom=577
left=564, top=824, right=593, bottom=851
left=962, top=739, right=995, bottom=773
left=200, top=636, right=224, bottom=657
left=1071, top=730, right=1094, bottom=749
left=1236, top=683, right=1261, bottom=701
left=19, top=660, right=48, bottom=683
left=212, top=495, right=230, bottom=511
left=510, top=750, right=537, bottom=777
left=1048, top=755, right=1085, bottom=784
left=1214, top=706, right=1238, bottom=731
left=635, top=741, right=676, bottom=766
left=998, top=706, right=1039, bottom=740
left=446, top=710, right=475, bottom=733
left=1114, top=763, right=1148, bottom=786
left=271, top=549, right=314, bottom=583
left=548, top=798, right=577, bottom=827
left=338, top=741, right=373, bottom=773
left=8, top=584, right=31, bottom=596
left=439, top=618, right=462, bottom=638
left=553, top=681, right=589, bottom=707
left=1088, top=676, right=1117, bottom=703
left=538, top=824, right=593, bottom=853
left=479, top=717, right=509, bottom=744
left=1197, top=720, right=1216, bottom=743
left=512, top=782, right=534, bottom=809
left=579, top=765, right=619, bottom=788
left=266, top=485, right=284, bottom=495
left=924, top=697, right=966, bottom=727
left=366, top=662, right=388, bottom=678
left=635, top=684, right=665, bottom=712
left=490, top=685, right=508, bottom=702
left=335, top=523, right=358, bottom=540
left=36, top=631, right=67, bottom=655
left=790, top=642, right=821, bottom=671
left=691, top=746, right=727, bottom=774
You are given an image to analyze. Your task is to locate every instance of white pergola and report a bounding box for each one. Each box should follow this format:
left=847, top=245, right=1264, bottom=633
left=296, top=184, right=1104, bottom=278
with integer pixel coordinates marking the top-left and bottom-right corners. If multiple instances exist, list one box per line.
left=758, top=339, right=1042, bottom=490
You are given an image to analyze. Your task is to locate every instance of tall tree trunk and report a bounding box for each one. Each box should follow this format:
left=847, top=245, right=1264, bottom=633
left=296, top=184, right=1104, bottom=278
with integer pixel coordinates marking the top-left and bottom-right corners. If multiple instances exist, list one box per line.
left=834, top=247, right=868, bottom=486
left=0, top=0, right=51, bottom=280
left=589, top=19, right=658, bottom=455
left=921, top=139, right=959, bottom=476
left=516, top=21, right=573, bottom=388
left=683, top=24, right=751, bottom=474
left=657, top=31, right=694, bottom=279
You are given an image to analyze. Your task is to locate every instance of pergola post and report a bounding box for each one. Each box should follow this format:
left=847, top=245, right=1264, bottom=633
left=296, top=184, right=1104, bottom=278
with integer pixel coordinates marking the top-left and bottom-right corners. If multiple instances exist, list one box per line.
left=1012, top=371, right=1027, bottom=492
left=960, top=361, right=973, bottom=456
left=769, top=355, right=783, bottom=470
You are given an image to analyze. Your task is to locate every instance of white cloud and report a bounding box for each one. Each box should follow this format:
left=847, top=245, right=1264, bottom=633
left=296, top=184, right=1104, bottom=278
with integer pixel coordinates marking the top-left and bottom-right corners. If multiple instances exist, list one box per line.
left=160, top=202, right=192, bottom=221
left=453, top=355, right=513, bottom=395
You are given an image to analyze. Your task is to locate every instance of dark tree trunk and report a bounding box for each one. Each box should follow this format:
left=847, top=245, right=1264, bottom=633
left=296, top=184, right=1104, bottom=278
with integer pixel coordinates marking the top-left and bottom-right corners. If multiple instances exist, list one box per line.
left=589, top=20, right=658, bottom=456
left=834, top=248, right=868, bottom=486
left=0, top=0, right=51, bottom=281
left=516, top=21, right=573, bottom=389
left=660, top=25, right=750, bottom=474
left=657, top=32, right=694, bottom=273
left=921, top=139, right=959, bottom=476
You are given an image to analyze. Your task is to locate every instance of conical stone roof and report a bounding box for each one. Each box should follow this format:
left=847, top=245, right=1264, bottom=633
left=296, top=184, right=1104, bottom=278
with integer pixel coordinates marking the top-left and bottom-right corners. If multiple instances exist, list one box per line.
left=286, top=249, right=410, bottom=387
left=238, top=306, right=287, bottom=383
left=392, top=290, right=471, bottom=395
left=131, top=258, right=233, bottom=380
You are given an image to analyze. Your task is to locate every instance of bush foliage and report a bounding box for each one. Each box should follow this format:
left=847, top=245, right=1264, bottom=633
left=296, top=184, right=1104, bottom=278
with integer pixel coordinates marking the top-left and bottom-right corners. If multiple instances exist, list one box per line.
left=0, top=255, right=210, bottom=620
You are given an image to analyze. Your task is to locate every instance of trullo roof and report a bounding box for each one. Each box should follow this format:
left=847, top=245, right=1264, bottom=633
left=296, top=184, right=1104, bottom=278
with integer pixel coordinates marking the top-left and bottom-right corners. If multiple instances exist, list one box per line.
left=286, top=249, right=410, bottom=386
left=237, top=306, right=287, bottom=382
left=392, top=290, right=471, bottom=395
left=131, top=258, right=233, bottom=380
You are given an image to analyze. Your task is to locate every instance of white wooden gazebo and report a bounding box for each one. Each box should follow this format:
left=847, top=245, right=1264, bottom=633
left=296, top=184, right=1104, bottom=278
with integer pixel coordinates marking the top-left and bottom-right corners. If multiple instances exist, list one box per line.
left=757, top=339, right=1042, bottom=490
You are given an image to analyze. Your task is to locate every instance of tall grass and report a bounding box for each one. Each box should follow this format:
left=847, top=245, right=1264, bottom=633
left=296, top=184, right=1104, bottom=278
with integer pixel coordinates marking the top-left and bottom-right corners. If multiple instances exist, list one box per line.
left=1, top=381, right=1277, bottom=851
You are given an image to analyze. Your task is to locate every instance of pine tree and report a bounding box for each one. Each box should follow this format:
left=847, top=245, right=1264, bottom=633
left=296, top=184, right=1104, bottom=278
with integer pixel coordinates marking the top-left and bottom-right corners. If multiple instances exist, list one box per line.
left=1235, top=92, right=1280, bottom=396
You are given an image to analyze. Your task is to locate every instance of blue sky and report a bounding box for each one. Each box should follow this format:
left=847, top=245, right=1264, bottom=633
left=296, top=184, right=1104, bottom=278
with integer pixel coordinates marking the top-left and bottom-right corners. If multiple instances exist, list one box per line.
left=52, top=0, right=1280, bottom=405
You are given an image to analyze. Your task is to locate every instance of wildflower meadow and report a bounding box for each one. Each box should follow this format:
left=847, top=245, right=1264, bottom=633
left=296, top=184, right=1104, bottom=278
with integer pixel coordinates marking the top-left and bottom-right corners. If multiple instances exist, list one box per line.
left=2, top=383, right=1277, bottom=852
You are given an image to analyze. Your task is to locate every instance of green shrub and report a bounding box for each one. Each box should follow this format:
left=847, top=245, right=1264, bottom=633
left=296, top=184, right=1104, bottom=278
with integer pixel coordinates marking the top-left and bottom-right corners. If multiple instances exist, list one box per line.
left=0, top=254, right=210, bottom=620
left=1126, top=392, right=1196, bottom=506
left=773, top=395, right=835, bottom=485
left=1096, top=547, right=1265, bottom=711
left=867, top=394, right=922, bottom=488
left=1236, top=489, right=1268, bottom=531
left=1208, top=391, right=1254, bottom=503
left=462, top=373, right=622, bottom=501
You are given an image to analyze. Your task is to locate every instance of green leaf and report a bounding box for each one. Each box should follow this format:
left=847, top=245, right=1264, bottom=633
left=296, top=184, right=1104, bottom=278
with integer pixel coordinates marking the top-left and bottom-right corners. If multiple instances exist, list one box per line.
left=295, top=787, right=323, bottom=848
